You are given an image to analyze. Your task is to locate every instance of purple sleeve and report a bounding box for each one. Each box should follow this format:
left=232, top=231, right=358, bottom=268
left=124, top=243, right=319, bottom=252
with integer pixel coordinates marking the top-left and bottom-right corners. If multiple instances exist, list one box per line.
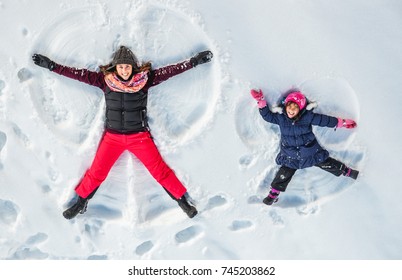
left=148, top=60, right=194, bottom=87
left=52, top=64, right=106, bottom=90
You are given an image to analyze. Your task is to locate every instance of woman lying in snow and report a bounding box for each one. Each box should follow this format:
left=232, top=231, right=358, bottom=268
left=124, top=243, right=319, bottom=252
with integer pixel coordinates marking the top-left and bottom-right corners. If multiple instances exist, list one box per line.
left=33, top=46, right=213, bottom=219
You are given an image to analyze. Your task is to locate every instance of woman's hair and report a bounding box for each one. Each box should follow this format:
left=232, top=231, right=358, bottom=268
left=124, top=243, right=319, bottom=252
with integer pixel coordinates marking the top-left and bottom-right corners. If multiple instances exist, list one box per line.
left=100, top=61, right=152, bottom=75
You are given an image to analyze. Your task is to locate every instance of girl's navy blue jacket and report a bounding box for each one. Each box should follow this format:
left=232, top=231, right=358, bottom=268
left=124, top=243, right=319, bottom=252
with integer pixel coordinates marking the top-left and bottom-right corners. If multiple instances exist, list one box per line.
left=259, top=105, right=338, bottom=169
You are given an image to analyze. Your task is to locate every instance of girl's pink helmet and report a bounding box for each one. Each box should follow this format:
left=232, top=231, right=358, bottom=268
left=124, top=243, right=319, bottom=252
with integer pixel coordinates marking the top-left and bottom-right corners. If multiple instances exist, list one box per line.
left=284, top=91, right=306, bottom=110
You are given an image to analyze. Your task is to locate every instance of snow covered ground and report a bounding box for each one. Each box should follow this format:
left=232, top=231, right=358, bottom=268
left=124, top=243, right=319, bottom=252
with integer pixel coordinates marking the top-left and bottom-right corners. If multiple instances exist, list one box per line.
left=1, top=0, right=402, bottom=277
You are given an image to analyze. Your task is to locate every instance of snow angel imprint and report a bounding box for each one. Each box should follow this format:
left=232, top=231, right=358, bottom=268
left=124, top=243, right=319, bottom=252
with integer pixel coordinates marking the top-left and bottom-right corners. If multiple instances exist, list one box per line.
left=250, top=89, right=359, bottom=206
left=32, top=46, right=213, bottom=219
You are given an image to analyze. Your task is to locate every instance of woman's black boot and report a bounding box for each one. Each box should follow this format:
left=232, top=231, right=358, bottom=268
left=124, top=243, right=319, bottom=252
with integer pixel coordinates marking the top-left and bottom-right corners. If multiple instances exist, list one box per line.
left=62, top=196, right=88, bottom=219
left=177, top=196, right=198, bottom=218
left=62, top=187, right=98, bottom=220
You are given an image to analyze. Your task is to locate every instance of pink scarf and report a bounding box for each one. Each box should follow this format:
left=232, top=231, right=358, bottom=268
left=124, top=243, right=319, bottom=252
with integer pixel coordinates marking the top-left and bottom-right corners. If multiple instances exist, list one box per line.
left=104, top=70, right=149, bottom=93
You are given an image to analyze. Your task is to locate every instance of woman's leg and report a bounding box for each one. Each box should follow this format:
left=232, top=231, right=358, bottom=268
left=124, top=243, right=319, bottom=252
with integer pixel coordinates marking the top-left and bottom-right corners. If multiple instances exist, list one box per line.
left=127, top=132, right=187, bottom=199
left=75, top=132, right=125, bottom=198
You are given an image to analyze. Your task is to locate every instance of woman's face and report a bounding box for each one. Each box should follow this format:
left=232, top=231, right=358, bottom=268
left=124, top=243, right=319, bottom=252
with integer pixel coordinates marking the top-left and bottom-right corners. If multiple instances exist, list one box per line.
left=116, top=64, right=133, bottom=80
left=285, top=102, right=300, bottom=119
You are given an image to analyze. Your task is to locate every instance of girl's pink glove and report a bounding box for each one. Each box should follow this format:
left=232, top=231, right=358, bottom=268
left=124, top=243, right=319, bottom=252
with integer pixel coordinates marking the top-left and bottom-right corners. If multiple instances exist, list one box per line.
left=250, top=89, right=267, bottom=108
left=337, top=118, right=357, bottom=129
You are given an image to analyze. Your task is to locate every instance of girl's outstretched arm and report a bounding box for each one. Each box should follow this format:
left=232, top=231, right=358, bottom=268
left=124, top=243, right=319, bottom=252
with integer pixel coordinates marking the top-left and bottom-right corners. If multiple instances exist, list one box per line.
left=311, top=113, right=340, bottom=128
left=250, top=89, right=280, bottom=125
left=311, top=113, right=356, bottom=129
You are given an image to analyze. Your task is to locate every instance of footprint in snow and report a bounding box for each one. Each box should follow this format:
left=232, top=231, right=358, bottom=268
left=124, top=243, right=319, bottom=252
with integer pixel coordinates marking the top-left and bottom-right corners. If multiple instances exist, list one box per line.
left=204, top=194, right=228, bottom=211
left=0, top=199, right=20, bottom=226
left=175, top=225, right=203, bottom=244
left=17, top=68, right=32, bottom=83
left=21, top=27, right=29, bottom=37
left=26, top=232, right=48, bottom=245
left=7, top=232, right=49, bottom=260
left=0, top=79, right=5, bottom=96
left=0, top=131, right=6, bottom=169
left=8, top=247, right=49, bottom=260
left=83, top=219, right=104, bottom=238
left=11, top=123, right=31, bottom=148
left=88, top=255, right=108, bottom=260
left=87, top=204, right=123, bottom=220
left=239, top=154, right=259, bottom=170
left=144, top=204, right=171, bottom=222
left=247, top=195, right=263, bottom=205
left=35, top=180, right=51, bottom=194
left=229, top=220, right=253, bottom=231
left=269, top=210, right=284, bottom=226
left=135, top=240, right=154, bottom=256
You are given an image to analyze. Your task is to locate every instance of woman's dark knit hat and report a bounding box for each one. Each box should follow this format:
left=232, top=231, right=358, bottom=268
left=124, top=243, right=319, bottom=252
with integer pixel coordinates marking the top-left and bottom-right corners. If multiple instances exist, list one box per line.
left=107, top=46, right=139, bottom=70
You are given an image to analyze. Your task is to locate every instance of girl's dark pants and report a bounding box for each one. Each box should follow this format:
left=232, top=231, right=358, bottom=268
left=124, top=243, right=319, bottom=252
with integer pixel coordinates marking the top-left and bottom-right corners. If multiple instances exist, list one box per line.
left=271, top=157, right=346, bottom=192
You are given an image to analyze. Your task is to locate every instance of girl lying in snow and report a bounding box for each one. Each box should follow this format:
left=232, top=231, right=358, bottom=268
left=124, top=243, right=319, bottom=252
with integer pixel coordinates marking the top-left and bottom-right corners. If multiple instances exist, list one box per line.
left=32, top=46, right=213, bottom=219
left=250, top=89, right=359, bottom=205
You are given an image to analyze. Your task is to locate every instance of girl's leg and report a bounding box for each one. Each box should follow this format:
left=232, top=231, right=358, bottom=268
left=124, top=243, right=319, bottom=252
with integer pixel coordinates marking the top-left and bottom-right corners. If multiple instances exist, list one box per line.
left=264, top=166, right=296, bottom=205
left=127, top=132, right=187, bottom=199
left=315, top=157, right=358, bottom=179
left=75, top=132, right=125, bottom=198
left=271, top=166, right=297, bottom=192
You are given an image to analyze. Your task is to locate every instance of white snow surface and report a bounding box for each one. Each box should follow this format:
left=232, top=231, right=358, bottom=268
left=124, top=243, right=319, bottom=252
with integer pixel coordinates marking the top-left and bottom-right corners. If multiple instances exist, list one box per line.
left=1, top=0, right=402, bottom=260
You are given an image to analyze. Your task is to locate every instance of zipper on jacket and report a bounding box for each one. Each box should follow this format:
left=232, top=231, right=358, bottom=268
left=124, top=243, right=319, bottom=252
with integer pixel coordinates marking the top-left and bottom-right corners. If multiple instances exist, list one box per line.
left=121, top=94, right=125, bottom=129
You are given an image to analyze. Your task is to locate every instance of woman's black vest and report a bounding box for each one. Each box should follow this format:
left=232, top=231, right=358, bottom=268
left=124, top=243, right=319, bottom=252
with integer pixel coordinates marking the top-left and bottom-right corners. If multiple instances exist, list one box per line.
left=104, top=87, right=149, bottom=133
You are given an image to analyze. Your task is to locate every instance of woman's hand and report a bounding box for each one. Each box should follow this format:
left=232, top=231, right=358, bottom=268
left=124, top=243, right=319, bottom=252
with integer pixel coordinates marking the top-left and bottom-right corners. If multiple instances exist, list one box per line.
left=190, top=50, right=213, bottom=67
left=32, top=54, right=56, bottom=71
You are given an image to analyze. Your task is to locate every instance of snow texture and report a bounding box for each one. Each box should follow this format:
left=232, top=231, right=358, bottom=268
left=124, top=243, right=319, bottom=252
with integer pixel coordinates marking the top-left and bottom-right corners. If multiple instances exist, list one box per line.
left=0, top=0, right=402, bottom=261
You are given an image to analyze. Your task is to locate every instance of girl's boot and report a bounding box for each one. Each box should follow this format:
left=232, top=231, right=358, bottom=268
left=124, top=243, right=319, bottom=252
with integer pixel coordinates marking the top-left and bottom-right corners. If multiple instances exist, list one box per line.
left=263, top=188, right=280, bottom=205
left=343, top=167, right=359, bottom=179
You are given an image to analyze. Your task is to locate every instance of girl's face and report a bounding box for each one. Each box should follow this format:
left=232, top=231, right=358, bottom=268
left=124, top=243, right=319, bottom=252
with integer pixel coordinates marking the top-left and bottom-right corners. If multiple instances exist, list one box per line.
left=116, top=64, right=133, bottom=80
left=285, top=102, right=300, bottom=119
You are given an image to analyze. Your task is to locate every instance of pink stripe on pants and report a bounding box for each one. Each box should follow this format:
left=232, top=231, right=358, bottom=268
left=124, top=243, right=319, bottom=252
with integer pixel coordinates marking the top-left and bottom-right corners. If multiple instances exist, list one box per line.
left=75, top=131, right=187, bottom=199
